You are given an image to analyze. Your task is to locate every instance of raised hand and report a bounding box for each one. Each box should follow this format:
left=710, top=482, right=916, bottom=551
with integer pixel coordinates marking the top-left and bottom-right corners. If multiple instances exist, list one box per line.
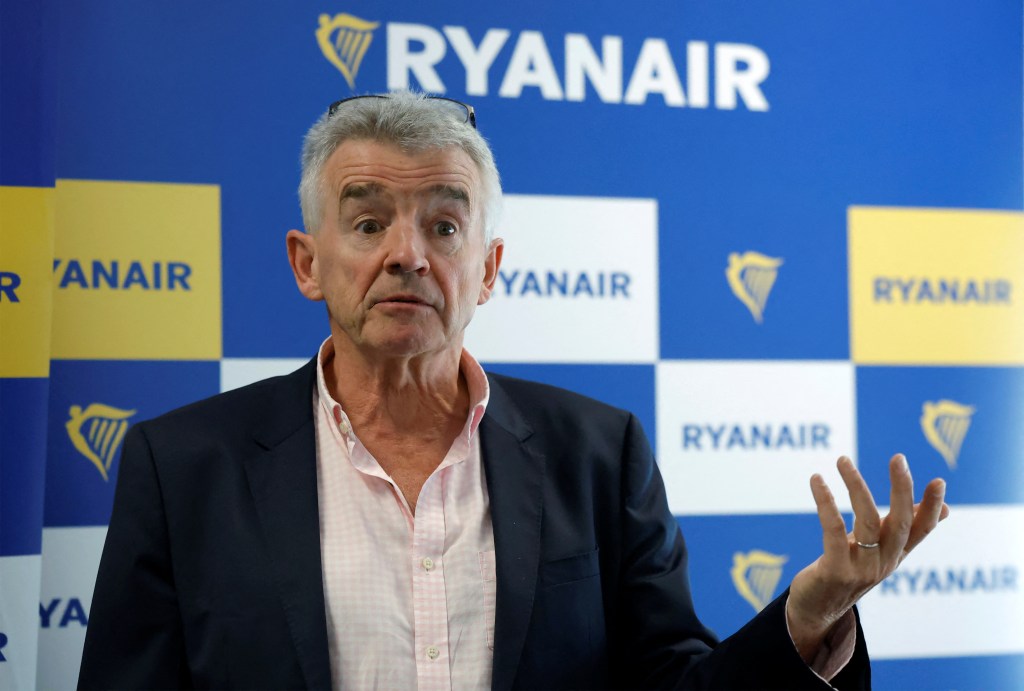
left=786, top=454, right=950, bottom=662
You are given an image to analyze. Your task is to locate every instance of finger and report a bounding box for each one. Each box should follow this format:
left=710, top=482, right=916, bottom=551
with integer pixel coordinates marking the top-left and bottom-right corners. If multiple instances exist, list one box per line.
left=810, top=473, right=849, bottom=558
left=880, top=454, right=914, bottom=563
left=904, top=478, right=947, bottom=554
left=837, top=456, right=881, bottom=545
left=911, top=499, right=950, bottom=520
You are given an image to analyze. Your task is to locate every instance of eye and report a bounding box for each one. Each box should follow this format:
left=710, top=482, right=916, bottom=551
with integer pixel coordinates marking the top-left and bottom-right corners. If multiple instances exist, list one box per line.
left=356, top=219, right=383, bottom=234
left=434, top=220, right=457, bottom=237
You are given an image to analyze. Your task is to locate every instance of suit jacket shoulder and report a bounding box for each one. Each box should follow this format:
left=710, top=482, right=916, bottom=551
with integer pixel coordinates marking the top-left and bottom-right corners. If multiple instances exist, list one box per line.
left=80, top=358, right=331, bottom=690
left=135, top=358, right=317, bottom=462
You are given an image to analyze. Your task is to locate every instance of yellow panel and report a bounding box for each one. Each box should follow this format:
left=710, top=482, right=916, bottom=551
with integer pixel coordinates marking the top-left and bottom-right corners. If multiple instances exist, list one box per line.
left=0, top=186, right=55, bottom=377
left=849, top=206, right=1024, bottom=365
left=51, top=180, right=221, bottom=360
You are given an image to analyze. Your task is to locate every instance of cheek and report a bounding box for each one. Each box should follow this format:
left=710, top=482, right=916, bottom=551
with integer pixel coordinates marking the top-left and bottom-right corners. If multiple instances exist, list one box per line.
left=321, top=264, right=363, bottom=302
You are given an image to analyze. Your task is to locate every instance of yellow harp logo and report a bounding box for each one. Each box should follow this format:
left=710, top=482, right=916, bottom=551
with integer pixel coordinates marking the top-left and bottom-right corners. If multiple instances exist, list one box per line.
left=726, top=251, right=783, bottom=324
left=732, top=550, right=788, bottom=612
left=316, top=13, right=380, bottom=90
left=66, top=403, right=136, bottom=481
left=920, top=399, right=974, bottom=470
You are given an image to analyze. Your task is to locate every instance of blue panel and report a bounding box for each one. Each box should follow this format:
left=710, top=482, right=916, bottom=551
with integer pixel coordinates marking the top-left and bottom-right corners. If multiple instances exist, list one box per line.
left=44, top=360, right=219, bottom=527
left=872, top=653, right=1024, bottom=691
left=856, top=366, right=1024, bottom=506
left=481, top=363, right=655, bottom=443
left=0, top=378, right=49, bottom=556
left=676, top=512, right=840, bottom=641
left=0, top=0, right=56, bottom=186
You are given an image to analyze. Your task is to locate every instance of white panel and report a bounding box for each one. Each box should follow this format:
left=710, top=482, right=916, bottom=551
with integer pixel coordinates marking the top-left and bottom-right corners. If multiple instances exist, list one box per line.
left=859, top=504, right=1024, bottom=659
left=465, top=194, right=659, bottom=363
left=0, top=555, right=41, bottom=691
left=656, top=360, right=857, bottom=515
left=36, top=527, right=107, bottom=691
left=220, top=358, right=310, bottom=393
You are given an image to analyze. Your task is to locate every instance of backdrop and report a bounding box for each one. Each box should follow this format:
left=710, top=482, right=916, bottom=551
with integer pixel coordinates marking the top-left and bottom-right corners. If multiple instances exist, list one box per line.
left=2, top=1, right=1023, bottom=689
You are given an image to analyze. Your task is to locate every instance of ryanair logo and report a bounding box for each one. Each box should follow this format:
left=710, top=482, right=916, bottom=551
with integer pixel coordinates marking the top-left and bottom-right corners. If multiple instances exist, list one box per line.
left=496, top=269, right=631, bottom=298
left=65, top=403, right=136, bottom=481
left=683, top=422, right=830, bottom=451
left=53, top=259, right=192, bottom=291
left=726, top=251, right=783, bottom=323
left=731, top=549, right=787, bottom=612
left=313, top=16, right=771, bottom=111
left=316, top=13, right=380, bottom=89
left=880, top=564, right=1018, bottom=595
left=920, top=399, right=974, bottom=470
left=873, top=277, right=1012, bottom=305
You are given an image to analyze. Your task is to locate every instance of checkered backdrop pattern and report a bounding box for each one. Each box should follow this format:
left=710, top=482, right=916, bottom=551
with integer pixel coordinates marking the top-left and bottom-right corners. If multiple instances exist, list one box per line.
left=2, top=2, right=1022, bottom=689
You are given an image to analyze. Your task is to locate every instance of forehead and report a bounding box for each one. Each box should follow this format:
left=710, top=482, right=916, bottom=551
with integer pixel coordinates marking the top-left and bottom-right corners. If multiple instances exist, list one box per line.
left=325, top=139, right=482, bottom=202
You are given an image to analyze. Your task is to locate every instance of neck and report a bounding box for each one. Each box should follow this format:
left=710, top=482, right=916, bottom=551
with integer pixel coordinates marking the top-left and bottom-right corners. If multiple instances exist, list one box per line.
left=325, top=335, right=470, bottom=435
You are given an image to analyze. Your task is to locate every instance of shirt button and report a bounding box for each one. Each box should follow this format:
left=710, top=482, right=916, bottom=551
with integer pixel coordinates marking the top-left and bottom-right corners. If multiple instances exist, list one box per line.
left=421, top=557, right=434, bottom=571
left=426, top=646, right=440, bottom=660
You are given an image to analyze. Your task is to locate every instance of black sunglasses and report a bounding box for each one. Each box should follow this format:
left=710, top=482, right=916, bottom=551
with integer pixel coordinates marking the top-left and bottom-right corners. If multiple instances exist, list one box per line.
left=327, top=94, right=477, bottom=129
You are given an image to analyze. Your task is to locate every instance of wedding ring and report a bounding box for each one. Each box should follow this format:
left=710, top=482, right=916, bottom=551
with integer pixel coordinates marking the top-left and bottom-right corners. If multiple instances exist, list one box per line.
left=855, top=541, right=880, bottom=549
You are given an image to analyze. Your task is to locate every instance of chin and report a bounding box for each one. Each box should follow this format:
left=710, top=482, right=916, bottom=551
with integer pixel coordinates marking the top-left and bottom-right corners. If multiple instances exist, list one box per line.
left=369, top=332, right=447, bottom=358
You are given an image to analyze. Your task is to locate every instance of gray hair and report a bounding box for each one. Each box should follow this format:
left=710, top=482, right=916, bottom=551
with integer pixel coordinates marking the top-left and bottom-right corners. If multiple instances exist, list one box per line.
left=298, top=91, right=502, bottom=241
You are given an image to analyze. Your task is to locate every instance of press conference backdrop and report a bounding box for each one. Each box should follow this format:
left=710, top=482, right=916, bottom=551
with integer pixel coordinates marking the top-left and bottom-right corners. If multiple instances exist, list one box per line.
left=1, top=1, right=1022, bottom=688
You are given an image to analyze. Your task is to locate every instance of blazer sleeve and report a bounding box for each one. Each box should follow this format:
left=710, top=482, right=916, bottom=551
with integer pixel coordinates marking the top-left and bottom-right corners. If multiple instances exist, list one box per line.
left=613, top=413, right=870, bottom=690
left=78, top=422, right=193, bottom=690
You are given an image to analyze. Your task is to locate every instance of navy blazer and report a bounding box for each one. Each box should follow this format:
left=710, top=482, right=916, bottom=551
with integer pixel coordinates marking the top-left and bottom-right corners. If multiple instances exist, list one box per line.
left=79, top=358, right=869, bottom=690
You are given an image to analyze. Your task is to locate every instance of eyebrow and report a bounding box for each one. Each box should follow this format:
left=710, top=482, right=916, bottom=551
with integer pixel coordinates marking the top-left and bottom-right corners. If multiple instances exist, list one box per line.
left=339, top=182, right=385, bottom=201
left=338, top=182, right=472, bottom=210
left=427, top=184, right=471, bottom=207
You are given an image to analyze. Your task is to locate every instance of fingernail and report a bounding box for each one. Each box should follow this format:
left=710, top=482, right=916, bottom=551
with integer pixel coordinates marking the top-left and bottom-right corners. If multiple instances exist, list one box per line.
left=896, top=454, right=909, bottom=473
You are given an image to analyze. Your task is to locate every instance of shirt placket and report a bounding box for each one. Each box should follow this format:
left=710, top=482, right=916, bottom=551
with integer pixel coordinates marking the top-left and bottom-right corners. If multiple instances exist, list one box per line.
left=412, top=469, right=451, bottom=691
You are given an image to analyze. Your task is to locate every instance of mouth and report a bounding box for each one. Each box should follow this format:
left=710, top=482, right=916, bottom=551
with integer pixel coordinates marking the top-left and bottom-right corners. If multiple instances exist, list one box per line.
left=374, top=294, right=431, bottom=308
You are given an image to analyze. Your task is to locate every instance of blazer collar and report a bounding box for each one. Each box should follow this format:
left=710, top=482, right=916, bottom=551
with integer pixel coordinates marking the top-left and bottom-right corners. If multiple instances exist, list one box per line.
left=482, top=374, right=546, bottom=691
left=242, top=358, right=333, bottom=690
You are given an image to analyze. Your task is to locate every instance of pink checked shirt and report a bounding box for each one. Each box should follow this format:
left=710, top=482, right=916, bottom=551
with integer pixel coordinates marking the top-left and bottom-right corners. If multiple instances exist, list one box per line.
left=314, top=338, right=495, bottom=691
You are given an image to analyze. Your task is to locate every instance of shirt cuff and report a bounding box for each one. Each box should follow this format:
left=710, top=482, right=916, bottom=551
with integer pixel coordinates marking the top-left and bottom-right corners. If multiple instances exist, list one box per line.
left=784, top=601, right=857, bottom=683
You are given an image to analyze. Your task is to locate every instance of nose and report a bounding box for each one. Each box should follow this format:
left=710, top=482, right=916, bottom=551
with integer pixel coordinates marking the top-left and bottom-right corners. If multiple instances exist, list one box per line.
left=383, top=222, right=429, bottom=276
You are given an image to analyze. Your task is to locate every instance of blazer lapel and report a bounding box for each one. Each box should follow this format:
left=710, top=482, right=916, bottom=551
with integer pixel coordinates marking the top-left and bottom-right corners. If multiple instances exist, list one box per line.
left=242, top=360, right=332, bottom=690
left=482, top=375, right=546, bottom=691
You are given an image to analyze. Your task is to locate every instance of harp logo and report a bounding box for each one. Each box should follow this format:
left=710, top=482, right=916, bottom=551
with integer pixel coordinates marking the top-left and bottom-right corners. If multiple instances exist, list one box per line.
left=317, top=13, right=380, bottom=89
left=66, top=403, right=136, bottom=481
left=731, top=549, right=787, bottom=612
left=726, top=251, right=783, bottom=324
left=920, top=399, right=974, bottom=470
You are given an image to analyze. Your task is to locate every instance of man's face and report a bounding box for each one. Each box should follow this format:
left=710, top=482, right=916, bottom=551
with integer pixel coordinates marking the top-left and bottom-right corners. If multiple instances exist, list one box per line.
left=290, top=139, right=502, bottom=361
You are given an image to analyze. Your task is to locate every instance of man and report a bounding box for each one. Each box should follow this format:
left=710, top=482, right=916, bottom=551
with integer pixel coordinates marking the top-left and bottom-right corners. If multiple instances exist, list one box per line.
left=79, top=91, right=948, bottom=690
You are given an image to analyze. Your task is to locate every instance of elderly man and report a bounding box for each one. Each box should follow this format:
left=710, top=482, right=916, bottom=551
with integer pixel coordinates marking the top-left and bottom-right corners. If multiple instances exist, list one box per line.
left=79, top=91, right=948, bottom=690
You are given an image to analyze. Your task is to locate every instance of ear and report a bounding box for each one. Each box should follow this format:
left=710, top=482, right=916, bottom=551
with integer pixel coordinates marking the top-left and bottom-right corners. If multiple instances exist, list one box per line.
left=477, top=238, right=504, bottom=306
left=286, top=229, right=324, bottom=301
